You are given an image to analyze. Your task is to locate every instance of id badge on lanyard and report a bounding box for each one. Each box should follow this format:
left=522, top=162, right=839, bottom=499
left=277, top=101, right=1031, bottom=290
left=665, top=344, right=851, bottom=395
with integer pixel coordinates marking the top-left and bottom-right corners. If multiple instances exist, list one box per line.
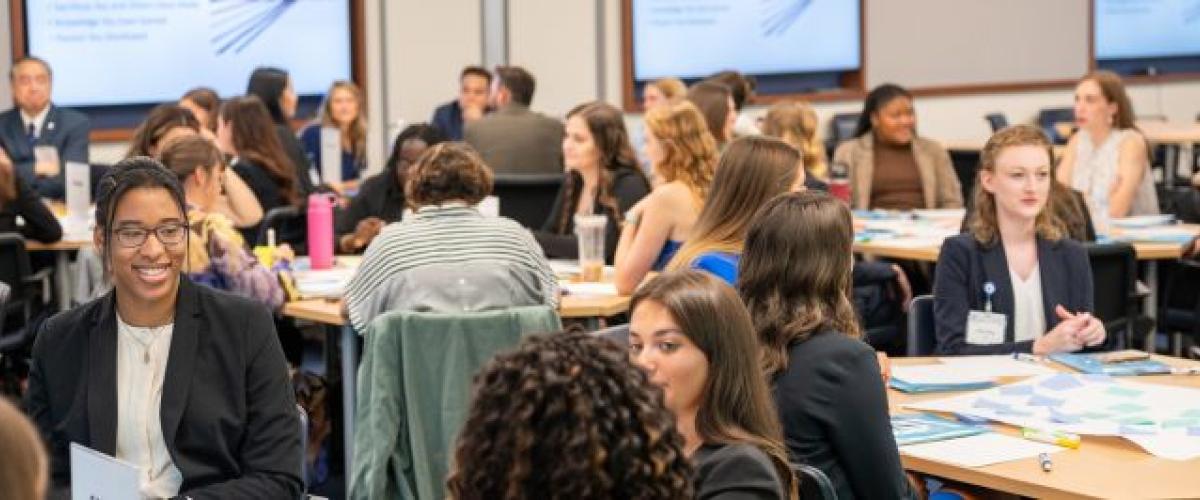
left=966, top=281, right=1006, bottom=345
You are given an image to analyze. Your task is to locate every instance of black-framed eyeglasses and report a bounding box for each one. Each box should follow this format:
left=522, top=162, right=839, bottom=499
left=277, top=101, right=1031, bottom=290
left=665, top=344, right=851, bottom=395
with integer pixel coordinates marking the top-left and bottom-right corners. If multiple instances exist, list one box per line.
left=112, top=223, right=189, bottom=248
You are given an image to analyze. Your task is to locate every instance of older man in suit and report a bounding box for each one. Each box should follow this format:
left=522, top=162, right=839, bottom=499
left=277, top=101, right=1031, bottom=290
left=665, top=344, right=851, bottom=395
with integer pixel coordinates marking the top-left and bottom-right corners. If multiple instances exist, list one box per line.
left=464, top=66, right=564, bottom=175
left=0, top=57, right=90, bottom=199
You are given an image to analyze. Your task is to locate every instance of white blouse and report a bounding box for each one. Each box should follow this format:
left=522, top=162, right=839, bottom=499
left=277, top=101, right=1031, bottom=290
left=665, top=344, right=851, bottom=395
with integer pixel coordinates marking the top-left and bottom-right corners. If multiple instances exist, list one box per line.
left=115, top=314, right=184, bottom=499
left=1010, top=265, right=1046, bottom=344
left=1071, top=128, right=1160, bottom=217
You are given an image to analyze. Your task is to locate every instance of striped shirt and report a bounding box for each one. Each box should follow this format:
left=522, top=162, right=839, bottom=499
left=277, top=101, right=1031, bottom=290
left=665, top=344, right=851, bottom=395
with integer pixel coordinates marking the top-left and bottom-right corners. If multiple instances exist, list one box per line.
left=345, top=204, right=559, bottom=331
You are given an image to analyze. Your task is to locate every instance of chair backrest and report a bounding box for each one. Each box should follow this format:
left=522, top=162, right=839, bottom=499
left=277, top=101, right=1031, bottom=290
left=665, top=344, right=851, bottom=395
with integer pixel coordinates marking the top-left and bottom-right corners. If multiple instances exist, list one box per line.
left=296, top=404, right=308, bottom=498
left=255, top=205, right=303, bottom=247
left=0, top=233, right=33, bottom=304
left=1085, top=242, right=1137, bottom=348
left=1037, top=107, right=1075, bottom=145
left=491, top=173, right=564, bottom=229
left=0, top=282, right=10, bottom=335
left=907, top=295, right=937, bottom=356
left=791, top=462, right=839, bottom=500
left=829, top=113, right=861, bottom=145
left=984, top=113, right=1009, bottom=132
left=590, top=323, right=630, bottom=347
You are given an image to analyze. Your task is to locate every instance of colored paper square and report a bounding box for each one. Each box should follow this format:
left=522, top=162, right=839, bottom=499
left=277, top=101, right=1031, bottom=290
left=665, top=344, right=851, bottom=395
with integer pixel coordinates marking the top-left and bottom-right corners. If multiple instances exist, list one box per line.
left=1080, top=412, right=1111, bottom=420
left=1163, top=419, right=1199, bottom=429
left=1107, top=403, right=1148, bottom=413
left=1117, top=416, right=1155, bottom=426
left=1049, top=411, right=1083, bottom=424
left=1040, top=374, right=1084, bottom=391
left=999, top=385, right=1034, bottom=396
left=972, top=398, right=1009, bottom=411
left=1181, top=409, right=1200, bottom=419
left=1028, top=394, right=1065, bottom=407
left=1189, top=426, right=1200, bottom=437
left=1120, top=425, right=1157, bottom=435
left=996, top=407, right=1033, bottom=417
left=1105, top=386, right=1143, bottom=398
left=1082, top=374, right=1115, bottom=383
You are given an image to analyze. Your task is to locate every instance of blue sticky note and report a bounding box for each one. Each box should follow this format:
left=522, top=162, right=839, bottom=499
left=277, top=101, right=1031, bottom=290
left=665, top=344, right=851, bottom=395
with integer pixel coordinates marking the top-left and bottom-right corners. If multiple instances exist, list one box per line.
left=1117, top=416, right=1155, bottom=426
left=1120, top=424, right=1156, bottom=435
left=999, top=384, right=1034, bottom=396
left=997, top=407, right=1033, bottom=417
left=1028, top=394, right=1065, bottom=407
left=1189, top=426, right=1200, bottom=437
left=1105, top=386, right=1143, bottom=398
left=1050, top=409, right=1083, bottom=424
left=1040, top=374, right=1085, bottom=391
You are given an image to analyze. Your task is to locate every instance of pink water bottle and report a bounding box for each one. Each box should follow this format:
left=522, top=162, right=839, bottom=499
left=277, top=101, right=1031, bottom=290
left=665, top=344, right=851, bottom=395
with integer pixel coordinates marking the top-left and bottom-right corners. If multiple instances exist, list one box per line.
left=307, top=194, right=335, bottom=270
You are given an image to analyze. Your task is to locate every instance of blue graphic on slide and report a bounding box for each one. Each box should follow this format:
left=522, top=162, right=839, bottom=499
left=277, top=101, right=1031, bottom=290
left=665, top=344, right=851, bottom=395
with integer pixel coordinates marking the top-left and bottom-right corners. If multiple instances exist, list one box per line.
left=211, top=0, right=299, bottom=55
left=760, top=0, right=813, bottom=37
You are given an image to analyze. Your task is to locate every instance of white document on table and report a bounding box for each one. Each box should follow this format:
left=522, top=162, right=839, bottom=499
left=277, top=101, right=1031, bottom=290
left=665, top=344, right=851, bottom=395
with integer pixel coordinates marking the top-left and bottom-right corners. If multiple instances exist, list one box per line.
left=70, top=442, right=139, bottom=500
left=890, top=364, right=994, bottom=385
left=901, top=433, right=1065, bottom=467
left=937, top=355, right=1058, bottom=377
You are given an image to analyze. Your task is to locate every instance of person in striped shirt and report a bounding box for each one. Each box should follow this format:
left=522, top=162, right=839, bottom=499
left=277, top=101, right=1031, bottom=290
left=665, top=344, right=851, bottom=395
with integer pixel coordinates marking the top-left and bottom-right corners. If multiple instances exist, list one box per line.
left=344, top=142, right=559, bottom=332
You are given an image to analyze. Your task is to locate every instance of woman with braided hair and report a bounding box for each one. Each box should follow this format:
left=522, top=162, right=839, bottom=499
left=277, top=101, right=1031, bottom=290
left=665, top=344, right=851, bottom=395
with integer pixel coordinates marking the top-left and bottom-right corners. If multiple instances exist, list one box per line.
left=447, top=329, right=693, bottom=499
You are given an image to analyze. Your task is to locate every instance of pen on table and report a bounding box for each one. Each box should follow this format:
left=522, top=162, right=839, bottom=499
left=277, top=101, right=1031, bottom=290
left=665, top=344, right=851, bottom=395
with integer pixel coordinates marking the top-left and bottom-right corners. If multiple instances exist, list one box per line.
left=1038, top=452, right=1052, bottom=472
left=1013, top=352, right=1042, bottom=363
left=1021, top=427, right=1081, bottom=449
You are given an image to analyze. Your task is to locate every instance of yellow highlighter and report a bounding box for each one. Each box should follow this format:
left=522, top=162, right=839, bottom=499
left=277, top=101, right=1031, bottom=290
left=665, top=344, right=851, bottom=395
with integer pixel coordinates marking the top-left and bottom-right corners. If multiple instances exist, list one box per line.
left=1021, top=428, right=1081, bottom=449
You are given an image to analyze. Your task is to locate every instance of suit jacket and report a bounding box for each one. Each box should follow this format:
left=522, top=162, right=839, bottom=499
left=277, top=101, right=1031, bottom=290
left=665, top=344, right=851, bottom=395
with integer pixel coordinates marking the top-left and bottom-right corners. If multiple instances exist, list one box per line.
left=430, top=100, right=466, bottom=141
left=932, top=233, right=1097, bottom=355
left=0, top=104, right=90, bottom=199
left=832, top=133, right=962, bottom=210
left=464, top=104, right=564, bottom=175
left=773, top=329, right=914, bottom=500
left=25, top=278, right=302, bottom=499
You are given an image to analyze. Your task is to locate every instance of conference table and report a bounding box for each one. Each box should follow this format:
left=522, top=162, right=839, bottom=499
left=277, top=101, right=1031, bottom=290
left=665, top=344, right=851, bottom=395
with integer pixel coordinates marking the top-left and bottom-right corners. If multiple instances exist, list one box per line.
left=281, top=272, right=634, bottom=478
left=890, top=356, right=1200, bottom=499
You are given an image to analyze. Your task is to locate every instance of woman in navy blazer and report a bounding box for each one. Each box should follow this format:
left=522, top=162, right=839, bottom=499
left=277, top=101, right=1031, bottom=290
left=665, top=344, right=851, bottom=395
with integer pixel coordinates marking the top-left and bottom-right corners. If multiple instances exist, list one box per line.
left=934, top=125, right=1106, bottom=355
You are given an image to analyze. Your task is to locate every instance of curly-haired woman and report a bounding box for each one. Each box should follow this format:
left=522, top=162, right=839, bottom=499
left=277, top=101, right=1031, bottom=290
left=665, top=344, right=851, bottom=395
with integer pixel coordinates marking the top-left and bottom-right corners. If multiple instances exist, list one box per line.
left=447, top=330, right=694, bottom=499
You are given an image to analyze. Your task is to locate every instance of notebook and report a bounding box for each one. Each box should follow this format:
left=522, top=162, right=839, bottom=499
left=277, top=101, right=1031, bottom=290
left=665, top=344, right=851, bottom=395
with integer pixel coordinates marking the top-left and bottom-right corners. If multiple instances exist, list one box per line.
left=892, top=413, right=987, bottom=446
left=1049, top=351, right=1171, bottom=376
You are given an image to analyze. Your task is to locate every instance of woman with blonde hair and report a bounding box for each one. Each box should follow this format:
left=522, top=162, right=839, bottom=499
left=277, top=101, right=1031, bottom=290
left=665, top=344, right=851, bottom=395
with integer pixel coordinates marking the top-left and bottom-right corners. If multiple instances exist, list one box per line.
left=936, top=124, right=1106, bottom=355
left=643, top=77, right=686, bottom=110
left=666, top=136, right=805, bottom=283
left=614, top=101, right=717, bottom=294
left=1057, top=70, right=1158, bottom=219
left=300, top=80, right=368, bottom=182
left=762, top=101, right=828, bottom=180
left=739, top=191, right=913, bottom=500
left=0, top=397, right=48, bottom=500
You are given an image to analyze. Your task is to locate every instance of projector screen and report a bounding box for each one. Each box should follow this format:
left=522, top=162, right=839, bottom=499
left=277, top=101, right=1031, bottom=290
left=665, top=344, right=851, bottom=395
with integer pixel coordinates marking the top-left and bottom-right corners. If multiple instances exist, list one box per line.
left=1094, top=0, right=1200, bottom=60
left=630, top=0, right=860, bottom=81
left=23, top=0, right=352, bottom=107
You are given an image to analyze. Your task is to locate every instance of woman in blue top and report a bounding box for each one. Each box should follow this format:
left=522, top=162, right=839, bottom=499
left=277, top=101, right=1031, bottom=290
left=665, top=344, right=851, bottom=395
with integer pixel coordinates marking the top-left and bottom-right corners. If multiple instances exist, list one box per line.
left=666, top=136, right=805, bottom=284
left=614, top=101, right=716, bottom=294
left=300, top=81, right=367, bottom=183
left=934, top=125, right=1106, bottom=355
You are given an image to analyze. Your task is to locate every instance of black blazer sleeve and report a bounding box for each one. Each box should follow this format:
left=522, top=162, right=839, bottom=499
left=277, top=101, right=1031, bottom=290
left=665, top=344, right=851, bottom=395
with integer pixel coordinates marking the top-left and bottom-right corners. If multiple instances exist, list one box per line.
left=9, top=174, right=63, bottom=243
left=694, top=444, right=783, bottom=500
left=775, top=334, right=912, bottom=500
left=533, top=172, right=583, bottom=260
left=932, top=236, right=1036, bottom=355
left=336, top=173, right=385, bottom=238
left=179, top=302, right=302, bottom=499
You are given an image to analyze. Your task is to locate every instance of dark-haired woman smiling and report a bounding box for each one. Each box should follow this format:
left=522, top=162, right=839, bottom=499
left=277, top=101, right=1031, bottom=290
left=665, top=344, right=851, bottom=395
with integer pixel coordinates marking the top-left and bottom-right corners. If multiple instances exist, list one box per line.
left=25, top=157, right=301, bottom=498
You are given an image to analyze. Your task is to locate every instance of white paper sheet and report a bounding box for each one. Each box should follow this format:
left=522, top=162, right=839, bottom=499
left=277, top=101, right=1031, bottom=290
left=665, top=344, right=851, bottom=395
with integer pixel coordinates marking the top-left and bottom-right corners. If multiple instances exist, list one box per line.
left=891, top=364, right=995, bottom=385
left=937, top=355, right=1059, bottom=377
left=901, top=433, right=1064, bottom=467
left=70, top=442, right=140, bottom=500
left=558, top=281, right=618, bottom=297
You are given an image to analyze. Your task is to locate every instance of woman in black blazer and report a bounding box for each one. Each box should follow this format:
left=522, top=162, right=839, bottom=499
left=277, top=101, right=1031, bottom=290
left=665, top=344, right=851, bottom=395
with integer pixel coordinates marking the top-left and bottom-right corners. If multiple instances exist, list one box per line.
left=934, top=125, right=1106, bottom=356
left=24, top=158, right=301, bottom=498
left=740, top=192, right=913, bottom=500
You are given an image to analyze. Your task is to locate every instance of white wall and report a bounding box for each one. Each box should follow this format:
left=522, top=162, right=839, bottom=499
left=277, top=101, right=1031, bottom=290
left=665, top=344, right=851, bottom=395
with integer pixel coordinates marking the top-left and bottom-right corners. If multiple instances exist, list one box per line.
left=382, top=0, right=483, bottom=130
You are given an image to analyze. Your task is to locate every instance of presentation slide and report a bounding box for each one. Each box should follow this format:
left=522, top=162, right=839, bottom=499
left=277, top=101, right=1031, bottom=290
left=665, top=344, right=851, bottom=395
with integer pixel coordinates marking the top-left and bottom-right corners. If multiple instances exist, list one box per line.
left=1095, top=0, right=1200, bottom=60
left=631, top=0, right=859, bottom=80
left=26, top=0, right=351, bottom=107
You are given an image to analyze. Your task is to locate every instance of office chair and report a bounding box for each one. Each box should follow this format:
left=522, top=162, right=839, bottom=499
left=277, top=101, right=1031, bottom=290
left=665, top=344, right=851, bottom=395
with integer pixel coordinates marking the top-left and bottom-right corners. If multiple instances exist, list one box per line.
left=254, top=205, right=303, bottom=248
left=1085, top=243, right=1138, bottom=351
left=491, top=173, right=564, bottom=229
left=791, top=462, right=839, bottom=500
left=906, top=295, right=937, bottom=356
left=984, top=113, right=1009, bottom=132
left=1037, top=107, right=1075, bottom=145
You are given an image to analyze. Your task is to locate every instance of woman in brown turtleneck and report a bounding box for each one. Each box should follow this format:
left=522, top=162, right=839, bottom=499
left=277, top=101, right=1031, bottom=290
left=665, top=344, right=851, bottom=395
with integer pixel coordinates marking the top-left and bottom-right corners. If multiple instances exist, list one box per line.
left=833, top=84, right=963, bottom=211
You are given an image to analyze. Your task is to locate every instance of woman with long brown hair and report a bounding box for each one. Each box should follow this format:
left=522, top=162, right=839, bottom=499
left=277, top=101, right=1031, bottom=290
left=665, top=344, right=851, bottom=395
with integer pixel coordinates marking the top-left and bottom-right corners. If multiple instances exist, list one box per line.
left=739, top=191, right=912, bottom=500
left=761, top=100, right=828, bottom=180
left=630, top=270, right=793, bottom=499
left=180, top=87, right=220, bottom=134
left=534, top=101, right=650, bottom=262
left=686, top=81, right=736, bottom=148
left=125, top=103, right=201, bottom=158
left=447, top=330, right=693, bottom=499
left=300, top=80, right=368, bottom=182
left=614, top=101, right=716, bottom=294
left=936, top=125, right=1105, bottom=356
left=1057, top=70, right=1159, bottom=219
left=666, top=136, right=805, bottom=284
left=216, top=96, right=300, bottom=243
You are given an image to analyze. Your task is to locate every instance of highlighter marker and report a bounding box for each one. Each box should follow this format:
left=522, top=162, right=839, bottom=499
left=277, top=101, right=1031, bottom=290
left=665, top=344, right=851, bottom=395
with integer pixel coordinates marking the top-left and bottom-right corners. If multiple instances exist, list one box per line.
left=1021, top=428, right=1080, bottom=449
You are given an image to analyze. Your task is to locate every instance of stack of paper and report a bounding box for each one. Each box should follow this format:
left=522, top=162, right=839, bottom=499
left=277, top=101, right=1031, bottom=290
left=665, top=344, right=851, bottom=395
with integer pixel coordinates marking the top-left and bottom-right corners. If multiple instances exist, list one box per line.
left=890, top=364, right=996, bottom=393
left=892, top=413, right=987, bottom=445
